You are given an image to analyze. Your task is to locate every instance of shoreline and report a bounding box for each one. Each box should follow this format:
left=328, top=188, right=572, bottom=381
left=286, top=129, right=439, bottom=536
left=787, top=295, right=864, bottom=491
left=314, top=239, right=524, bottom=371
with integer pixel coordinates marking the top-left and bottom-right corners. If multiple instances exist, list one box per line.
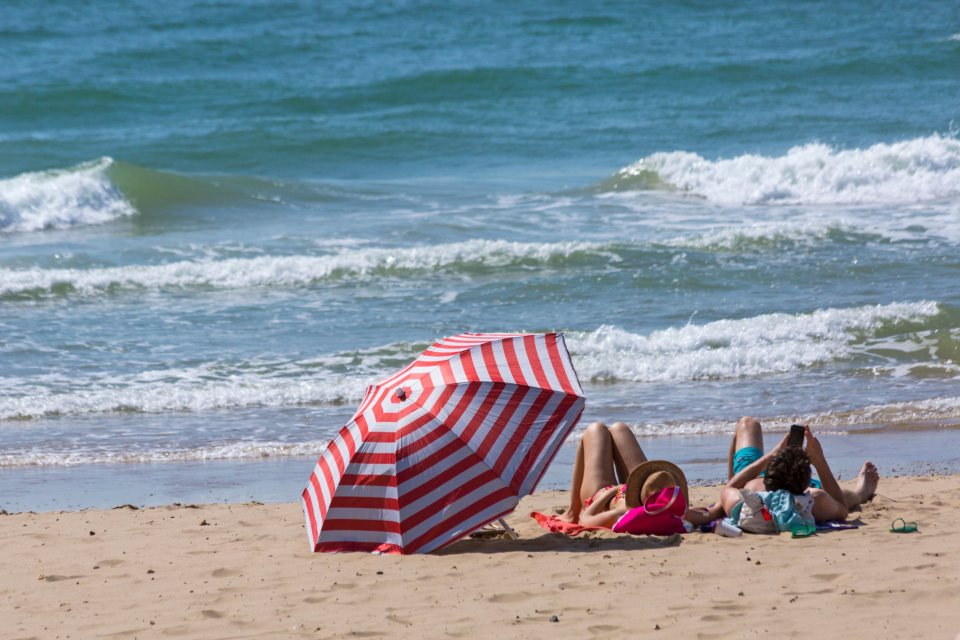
left=3, top=426, right=960, bottom=513
left=3, top=474, right=959, bottom=638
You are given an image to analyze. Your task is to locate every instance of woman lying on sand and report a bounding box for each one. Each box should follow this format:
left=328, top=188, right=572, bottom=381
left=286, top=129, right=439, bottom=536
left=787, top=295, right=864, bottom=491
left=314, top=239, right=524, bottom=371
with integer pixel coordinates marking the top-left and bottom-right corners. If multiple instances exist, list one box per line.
left=558, top=421, right=718, bottom=528
left=719, top=416, right=879, bottom=523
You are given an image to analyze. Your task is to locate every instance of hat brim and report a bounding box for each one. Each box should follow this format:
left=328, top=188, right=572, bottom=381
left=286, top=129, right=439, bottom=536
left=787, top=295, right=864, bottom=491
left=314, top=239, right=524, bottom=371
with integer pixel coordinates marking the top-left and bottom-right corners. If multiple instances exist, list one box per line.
left=624, top=460, right=689, bottom=508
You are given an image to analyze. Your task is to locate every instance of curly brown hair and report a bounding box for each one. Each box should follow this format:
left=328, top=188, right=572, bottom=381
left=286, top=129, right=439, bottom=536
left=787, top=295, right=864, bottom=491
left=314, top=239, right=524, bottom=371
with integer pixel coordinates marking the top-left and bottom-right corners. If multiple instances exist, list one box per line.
left=763, top=447, right=812, bottom=495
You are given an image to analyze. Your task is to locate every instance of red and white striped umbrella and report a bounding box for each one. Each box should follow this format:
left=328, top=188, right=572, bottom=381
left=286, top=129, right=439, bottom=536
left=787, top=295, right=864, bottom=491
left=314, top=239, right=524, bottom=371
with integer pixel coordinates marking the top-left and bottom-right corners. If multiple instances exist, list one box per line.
left=301, top=332, right=585, bottom=554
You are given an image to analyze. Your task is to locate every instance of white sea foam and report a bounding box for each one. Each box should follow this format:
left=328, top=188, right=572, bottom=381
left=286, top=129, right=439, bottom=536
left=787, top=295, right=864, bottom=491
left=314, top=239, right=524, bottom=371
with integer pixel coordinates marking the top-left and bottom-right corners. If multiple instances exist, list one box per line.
left=8, top=393, right=958, bottom=466
left=0, top=440, right=330, bottom=467
left=0, top=239, right=607, bottom=297
left=0, top=301, right=944, bottom=421
left=0, top=157, right=136, bottom=233
left=567, top=301, right=941, bottom=383
left=566, top=418, right=848, bottom=439
left=616, top=134, right=960, bottom=205
left=0, top=365, right=371, bottom=421
left=857, top=396, right=960, bottom=424
left=661, top=219, right=855, bottom=251
left=564, top=395, right=960, bottom=440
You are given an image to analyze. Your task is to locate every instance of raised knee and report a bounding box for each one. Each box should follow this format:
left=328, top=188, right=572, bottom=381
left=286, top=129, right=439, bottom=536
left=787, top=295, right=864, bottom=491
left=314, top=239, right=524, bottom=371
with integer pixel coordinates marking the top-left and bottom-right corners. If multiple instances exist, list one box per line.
left=584, top=421, right=609, bottom=435
left=609, top=421, right=631, bottom=435
left=736, top=416, right=762, bottom=434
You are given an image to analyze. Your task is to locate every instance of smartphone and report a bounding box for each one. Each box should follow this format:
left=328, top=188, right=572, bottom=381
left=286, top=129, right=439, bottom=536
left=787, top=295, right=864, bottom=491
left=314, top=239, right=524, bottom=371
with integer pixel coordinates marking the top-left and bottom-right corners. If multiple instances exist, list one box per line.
left=788, top=424, right=805, bottom=448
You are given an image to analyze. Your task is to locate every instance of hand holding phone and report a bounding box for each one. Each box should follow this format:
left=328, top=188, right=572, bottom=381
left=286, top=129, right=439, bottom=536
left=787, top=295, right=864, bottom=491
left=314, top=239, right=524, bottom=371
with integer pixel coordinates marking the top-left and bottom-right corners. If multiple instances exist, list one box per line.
left=788, top=424, right=805, bottom=448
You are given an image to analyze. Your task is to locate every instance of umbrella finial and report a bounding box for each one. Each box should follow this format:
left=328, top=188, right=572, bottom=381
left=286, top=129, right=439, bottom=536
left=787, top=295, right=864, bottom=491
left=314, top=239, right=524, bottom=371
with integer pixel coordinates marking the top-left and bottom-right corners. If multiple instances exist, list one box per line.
left=396, top=388, right=406, bottom=401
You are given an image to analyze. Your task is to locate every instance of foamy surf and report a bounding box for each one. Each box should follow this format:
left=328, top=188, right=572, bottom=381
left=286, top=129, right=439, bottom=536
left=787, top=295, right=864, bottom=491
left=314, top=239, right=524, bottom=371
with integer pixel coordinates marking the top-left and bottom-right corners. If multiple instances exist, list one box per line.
left=6, top=394, right=960, bottom=467
left=2, top=301, right=947, bottom=421
left=0, top=440, right=330, bottom=467
left=564, top=395, right=960, bottom=440
left=0, top=366, right=371, bottom=421
left=567, top=301, right=943, bottom=383
left=661, top=219, right=858, bottom=251
left=610, top=134, right=960, bottom=205
left=0, top=158, right=136, bottom=233
left=0, top=239, right=609, bottom=298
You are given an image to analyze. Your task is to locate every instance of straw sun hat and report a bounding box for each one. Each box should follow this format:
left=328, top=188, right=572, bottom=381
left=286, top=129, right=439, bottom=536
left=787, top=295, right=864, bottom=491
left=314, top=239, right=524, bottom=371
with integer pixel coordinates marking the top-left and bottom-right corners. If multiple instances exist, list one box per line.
left=624, top=460, right=689, bottom=509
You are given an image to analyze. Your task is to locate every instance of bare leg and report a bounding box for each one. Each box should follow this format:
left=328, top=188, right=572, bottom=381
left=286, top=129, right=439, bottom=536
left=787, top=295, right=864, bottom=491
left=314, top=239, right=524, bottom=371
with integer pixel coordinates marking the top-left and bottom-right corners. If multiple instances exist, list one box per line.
left=559, top=422, right=618, bottom=522
left=608, top=421, right=648, bottom=482
left=559, top=437, right=586, bottom=520
left=728, top=416, right=764, bottom=480
left=843, top=461, right=879, bottom=510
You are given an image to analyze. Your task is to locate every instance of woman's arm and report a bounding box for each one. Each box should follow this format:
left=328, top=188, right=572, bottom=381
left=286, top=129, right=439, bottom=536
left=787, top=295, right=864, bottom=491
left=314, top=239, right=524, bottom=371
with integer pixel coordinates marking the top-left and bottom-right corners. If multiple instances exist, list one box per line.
left=578, top=504, right=627, bottom=528
left=576, top=486, right=625, bottom=528
left=804, top=427, right=848, bottom=521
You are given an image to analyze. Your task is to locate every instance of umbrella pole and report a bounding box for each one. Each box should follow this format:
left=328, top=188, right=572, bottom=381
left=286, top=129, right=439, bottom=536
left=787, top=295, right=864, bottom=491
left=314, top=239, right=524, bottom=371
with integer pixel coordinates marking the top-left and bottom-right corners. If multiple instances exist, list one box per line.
left=497, top=518, right=519, bottom=540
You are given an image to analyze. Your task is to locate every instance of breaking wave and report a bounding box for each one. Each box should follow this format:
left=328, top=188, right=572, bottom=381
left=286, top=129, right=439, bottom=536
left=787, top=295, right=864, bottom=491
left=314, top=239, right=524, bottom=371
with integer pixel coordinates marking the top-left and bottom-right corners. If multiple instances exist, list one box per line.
left=606, top=134, right=960, bottom=205
left=0, top=239, right=609, bottom=299
left=3, top=301, right=950, bottom=421
left=0, top=158, right=136, bottom=233
left=565, top=395, right=960, bottom=439
left=660, top=220, right=862, bottom=251
left=0, top=440, right=330, bottom=467
left=567, top=301, right=944, bottom=383
left=0, top=343, right=423, bottom=420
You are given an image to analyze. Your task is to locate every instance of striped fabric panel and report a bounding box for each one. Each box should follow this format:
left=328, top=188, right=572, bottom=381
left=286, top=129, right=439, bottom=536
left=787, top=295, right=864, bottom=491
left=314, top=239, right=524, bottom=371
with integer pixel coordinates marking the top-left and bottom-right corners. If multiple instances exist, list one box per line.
left=427, top=334, right=578, bottom=395
left=406, top=490, right=520, bottom=554
left=301, top=417, right=370, bottom=550
left=512, top=395, right=584, bottom=495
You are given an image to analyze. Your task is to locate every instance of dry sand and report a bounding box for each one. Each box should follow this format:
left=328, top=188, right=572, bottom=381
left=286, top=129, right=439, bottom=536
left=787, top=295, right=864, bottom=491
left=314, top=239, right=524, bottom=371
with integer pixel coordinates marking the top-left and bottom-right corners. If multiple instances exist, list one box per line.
left=3, top=474, right=959, bottom=639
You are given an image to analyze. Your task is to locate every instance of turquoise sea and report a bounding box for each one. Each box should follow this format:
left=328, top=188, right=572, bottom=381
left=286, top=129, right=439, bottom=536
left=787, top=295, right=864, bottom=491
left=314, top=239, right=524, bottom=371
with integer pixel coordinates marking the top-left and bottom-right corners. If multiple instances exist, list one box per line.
left=3, top=1, right=960, bottom=510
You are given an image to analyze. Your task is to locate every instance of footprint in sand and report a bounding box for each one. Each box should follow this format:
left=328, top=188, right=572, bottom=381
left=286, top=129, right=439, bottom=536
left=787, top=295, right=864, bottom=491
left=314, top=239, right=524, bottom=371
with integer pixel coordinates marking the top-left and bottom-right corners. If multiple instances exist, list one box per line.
left=211, top=568, right=239, bottom=578
left=557, top=581, right=585, bottom=591
left=201, top=610, right=224, bottom=619
left=588, top=625, right=622, bottom=635
left=811, top=573, right=842, bottom=582
left=385, top=611, right=414, bottom=626
left=332, top=582, right=357, bottom=590
left=97, top=559, right=124, bottom=567
left=711, top=603, right=746, bottom=612
left=40, top=574, right=83, bottom=582
left=487, top=591, right=535, bottom=603
left=303, top=596, right=327, bottom=604
left=160, top=624, right=191, bottom=636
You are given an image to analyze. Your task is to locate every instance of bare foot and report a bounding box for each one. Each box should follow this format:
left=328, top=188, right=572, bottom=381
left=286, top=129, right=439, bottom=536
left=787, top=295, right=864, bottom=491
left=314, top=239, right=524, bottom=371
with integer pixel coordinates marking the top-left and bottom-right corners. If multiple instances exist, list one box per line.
left=854, top=461, right=879, bottom=503
left=555, top=509, right=578, bottom=524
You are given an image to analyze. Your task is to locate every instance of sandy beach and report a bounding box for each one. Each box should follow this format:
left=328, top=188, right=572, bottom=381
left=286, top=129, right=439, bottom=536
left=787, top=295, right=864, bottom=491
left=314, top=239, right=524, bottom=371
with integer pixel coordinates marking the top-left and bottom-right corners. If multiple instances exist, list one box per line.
left=4, top=474, right=958, bottom=639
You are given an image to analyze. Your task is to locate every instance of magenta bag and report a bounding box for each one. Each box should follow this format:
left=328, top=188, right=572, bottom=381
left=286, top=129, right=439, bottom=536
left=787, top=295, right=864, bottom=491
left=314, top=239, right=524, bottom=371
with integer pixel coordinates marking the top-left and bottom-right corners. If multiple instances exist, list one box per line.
left=612, top=486, right=687, bottom=535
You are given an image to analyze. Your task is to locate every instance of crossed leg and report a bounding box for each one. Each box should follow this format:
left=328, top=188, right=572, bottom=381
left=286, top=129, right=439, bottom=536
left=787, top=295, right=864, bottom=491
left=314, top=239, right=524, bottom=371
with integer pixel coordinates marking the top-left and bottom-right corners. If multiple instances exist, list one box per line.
left=724, top=416, right=879, bottom=518
left=727, top=416, right=764, bottom=481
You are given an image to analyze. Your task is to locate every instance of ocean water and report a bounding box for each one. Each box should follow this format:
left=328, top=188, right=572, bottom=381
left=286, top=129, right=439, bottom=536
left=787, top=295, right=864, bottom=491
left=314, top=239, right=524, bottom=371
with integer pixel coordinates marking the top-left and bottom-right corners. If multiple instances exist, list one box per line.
left=3, top=1, right=960, bottom=510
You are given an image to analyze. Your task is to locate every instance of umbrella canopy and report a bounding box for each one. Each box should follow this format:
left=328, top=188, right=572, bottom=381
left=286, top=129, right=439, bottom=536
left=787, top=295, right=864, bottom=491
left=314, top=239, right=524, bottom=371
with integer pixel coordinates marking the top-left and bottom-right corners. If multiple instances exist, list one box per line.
left=301, top=332, right=585, bottom=554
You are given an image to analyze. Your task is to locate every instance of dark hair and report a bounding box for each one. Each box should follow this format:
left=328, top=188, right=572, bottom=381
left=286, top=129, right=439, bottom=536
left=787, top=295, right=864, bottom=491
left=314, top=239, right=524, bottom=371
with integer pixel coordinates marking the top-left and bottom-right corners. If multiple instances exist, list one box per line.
left=763, top=447, right=811, bottom=495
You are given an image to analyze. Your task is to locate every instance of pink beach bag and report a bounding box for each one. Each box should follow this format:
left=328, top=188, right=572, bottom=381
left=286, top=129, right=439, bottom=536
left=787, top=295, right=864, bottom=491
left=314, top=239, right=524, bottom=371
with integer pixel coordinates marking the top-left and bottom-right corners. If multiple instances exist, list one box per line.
left=612, top=486, right=687, bottom=536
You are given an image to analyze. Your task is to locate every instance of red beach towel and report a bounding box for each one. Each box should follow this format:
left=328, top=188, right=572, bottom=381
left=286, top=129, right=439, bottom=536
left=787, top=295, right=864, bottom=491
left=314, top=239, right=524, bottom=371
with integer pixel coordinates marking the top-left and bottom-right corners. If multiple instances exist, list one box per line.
left=529, top=511, right=610, bottom=536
